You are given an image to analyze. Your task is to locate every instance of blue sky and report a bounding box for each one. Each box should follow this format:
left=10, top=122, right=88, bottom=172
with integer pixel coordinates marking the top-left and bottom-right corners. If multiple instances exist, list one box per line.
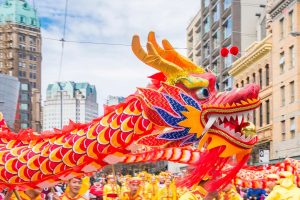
left=34, top=0, right=200, bottom=114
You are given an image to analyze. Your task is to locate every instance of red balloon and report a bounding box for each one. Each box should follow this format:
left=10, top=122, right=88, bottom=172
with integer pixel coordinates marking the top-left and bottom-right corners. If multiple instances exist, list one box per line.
left=230, top=46, right=239, bottom=56
left=220, top=47, right=229, bottom=57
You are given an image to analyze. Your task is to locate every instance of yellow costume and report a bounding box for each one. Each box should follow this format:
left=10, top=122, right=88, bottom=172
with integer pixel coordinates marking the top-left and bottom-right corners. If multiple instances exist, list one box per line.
left=121, top=191, right=144, bottom=200
left=178, top=186, right=206, bottom=200
left=60, top=193, right=87, bottom=200
left=145, top=181, right=159, bottom=200
left=218, top=188, right=242, bottom=200
left=266, top=171, right=300, bottom=200
left=103, top=183, right=121, bottom=200
left=10, top=191, right=42, bottom=200
left=157, top=185, right=176, bottom=200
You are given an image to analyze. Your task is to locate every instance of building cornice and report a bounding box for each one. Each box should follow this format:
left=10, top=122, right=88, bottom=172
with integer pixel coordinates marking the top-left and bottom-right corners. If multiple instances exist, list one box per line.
left=269, top=0, right=296, bottom=19
left=229, top=35, right=272, bottom=76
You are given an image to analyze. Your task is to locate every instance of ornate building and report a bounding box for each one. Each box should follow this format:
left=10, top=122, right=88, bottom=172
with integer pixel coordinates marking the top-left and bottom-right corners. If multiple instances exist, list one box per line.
left=0, top=0, right=41, bottom=131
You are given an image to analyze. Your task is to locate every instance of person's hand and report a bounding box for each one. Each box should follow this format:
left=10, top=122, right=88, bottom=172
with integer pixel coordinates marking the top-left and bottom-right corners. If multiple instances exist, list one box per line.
left=52, top=193, right=61, bottom=200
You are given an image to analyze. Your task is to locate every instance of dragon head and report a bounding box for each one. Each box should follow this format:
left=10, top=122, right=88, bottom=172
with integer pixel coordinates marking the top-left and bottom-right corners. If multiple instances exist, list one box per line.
left=132, top=32, right=260, bottom=161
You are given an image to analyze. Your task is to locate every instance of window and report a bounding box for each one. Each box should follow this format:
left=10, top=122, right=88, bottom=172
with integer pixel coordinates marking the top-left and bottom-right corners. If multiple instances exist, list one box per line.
left=290, top=117, right=295, bottom=138
left=279, top=18, right=284, bottom=39
left=18, top=34, right=25, bottom=43
left=223, top=17, right=232, bottom=39
left=246, top=77, right=250, bottom=84
left=259, top=69, right=262, bottom=88
left=213, top=3, right=220, bottom=22
left=253, top=110, right=256, bottom=125
left=279, top=52, right=285, bottom=74
left=236, top=83, right=239, bottom=88
left=224, top=54, right=232, bottom=68
left=289, top=46, right=295, bottom=68
left=31, top=18, right=36, bottom=26
left=289, top=10, right=294, bottom=32
left=20, top=16, right=26, bottom=23
left=224, top=0, right=232, bottom=10
left=264, top=65, right=269, bottom=86
left=212, top=31, right=220, bottom=49
left=21, top=113, right=28, bottom=121
left=252, top=73, right=256, bottom=83
left=266, top=100, right=270, bottom=124
left=212, top=62, right=218, bottom=75
left=204, top=18, right=210, bottom=33
left=241, top=80, right=244, bottom=87
left=204, top=0, right=209, bottom=7
left=281, top=120, right=286, bottom=141
left=204, top=43, right=210, bottom=58
left=259, top=105, right=263, bottom=127
left=29, top=36, right=36, bottom=46
left=21, top=83, right=28, bottom=91
left=280, top=86, right=285, bottom=106
left=223, top=76, right=232, bottom=91
left=21, top=123, right=28, bottom=129
left=21, top=94, right=28, bottom=101
left=290, top=81, right=295, bottom=103
left=20, top=103, right=28, bottom=111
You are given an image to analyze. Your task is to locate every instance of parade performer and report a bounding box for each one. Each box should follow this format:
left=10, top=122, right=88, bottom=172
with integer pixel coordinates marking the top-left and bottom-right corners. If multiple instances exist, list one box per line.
left=157, top=178, right=176, bottom=200
left=103, top=175, right=120, bottom=200
left=121, top=178, right=144, bottom=200
left=266, top=171, right=300, bottom=200
left=138, top=172, right=149, bottom=198
left=145, top=176, right=158, bottom=200
left=52, top=177, right=88, bottom=200
left=0, top=32, right=260, bottom=194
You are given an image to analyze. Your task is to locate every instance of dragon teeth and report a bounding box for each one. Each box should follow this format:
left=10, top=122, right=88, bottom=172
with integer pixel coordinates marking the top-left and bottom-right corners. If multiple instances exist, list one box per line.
left=238, top=114, right=243, bottom=125
left=201, top=116, right=218, bottom=136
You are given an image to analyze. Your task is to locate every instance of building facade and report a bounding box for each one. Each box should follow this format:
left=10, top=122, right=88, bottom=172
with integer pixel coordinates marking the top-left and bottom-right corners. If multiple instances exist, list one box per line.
left=187, top=0, right=266, bottom=91
left=43, top=82, right=98, bottom=131
left=0, top=0, right=42, bottom=131
left=0, top=73, right=19, bottom=128
left=106, top=95, right=125, bottom=106
left=229, top=35, right=272, bottom=164
left=269, top=0, right=300, bottom=161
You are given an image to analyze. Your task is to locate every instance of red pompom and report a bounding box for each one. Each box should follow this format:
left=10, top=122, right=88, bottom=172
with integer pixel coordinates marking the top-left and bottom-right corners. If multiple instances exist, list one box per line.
left=230, top=46, right=239, bottom=56
left=220, top=47, right=229, bottom=57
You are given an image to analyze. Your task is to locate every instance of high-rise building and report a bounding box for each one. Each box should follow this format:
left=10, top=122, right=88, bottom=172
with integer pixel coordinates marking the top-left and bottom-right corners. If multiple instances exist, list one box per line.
left=0, top=0, right=41, bottom=131
left=187, top=0, right=266, bottom=91
left=0, top=73, right=19, bottom=128
left=43, top=82, right=98, bottom=131
left=269, top=0, right=300, bottom=161
left=106, top=95, right=125, bottom=106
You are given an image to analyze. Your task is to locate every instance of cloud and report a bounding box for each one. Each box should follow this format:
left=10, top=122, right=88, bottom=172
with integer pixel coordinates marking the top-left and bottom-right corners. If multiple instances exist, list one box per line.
left=36, top=0, right=200, bottom=115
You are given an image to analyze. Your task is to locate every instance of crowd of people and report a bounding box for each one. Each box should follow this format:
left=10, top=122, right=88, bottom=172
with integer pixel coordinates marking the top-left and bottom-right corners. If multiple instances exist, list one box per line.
left=1, top=170, right=300, bottom=200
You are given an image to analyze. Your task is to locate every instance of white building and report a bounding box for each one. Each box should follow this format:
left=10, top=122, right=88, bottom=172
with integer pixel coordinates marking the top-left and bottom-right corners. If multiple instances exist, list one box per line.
left=43, top=81, right=98, bottom=131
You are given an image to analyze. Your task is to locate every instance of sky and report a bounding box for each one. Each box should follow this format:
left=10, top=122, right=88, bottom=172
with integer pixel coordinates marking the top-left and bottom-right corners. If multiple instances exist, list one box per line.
left=34, top=0, right=200, bottom=115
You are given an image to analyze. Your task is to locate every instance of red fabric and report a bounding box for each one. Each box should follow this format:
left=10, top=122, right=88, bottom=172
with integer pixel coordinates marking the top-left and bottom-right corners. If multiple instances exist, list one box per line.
left=90, top=185, right=103, bottom=196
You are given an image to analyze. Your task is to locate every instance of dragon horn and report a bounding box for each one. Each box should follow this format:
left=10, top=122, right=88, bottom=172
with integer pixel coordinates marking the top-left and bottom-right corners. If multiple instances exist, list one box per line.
left=162, top=39, right=205, bottom=73
left=132, top=35, right=183, bottom=76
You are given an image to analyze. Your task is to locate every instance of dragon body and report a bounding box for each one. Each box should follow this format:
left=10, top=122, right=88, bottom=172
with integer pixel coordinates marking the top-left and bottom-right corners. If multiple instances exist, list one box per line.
left=0, top=32, right=260, bottom=191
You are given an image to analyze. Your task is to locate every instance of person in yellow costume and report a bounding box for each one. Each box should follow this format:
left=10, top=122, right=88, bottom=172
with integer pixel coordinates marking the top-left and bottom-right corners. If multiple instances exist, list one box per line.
left=145, top=175, right=158, bottom=200
left=138, top=172, right=150, bottom=198
left=103, top=175, right=121, bottom=200
left=266, top=171, right=300, bottom=200
left=218, top=182, right=242, bottom=200
left=6, top=189, right=42, bottom=200
left=157, top=177, right=176, bottom=200
left=178, top=180, right=208, bottom=200
left=120, top=175, right=131, bottom=197
left=121, top=177, right=144, bottom=200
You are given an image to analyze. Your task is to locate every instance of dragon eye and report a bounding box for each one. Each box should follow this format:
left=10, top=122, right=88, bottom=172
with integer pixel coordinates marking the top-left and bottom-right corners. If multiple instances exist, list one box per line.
left=196, top=88, right=209, bottom=100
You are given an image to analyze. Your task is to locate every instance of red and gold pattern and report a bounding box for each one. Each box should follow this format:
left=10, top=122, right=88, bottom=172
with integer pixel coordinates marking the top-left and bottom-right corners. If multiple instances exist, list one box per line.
left=0, top=32, right=261, bottom=192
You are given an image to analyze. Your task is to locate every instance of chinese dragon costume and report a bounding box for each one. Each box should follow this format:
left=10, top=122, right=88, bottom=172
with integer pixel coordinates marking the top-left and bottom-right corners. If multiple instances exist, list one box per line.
left=0, top=32, right=260, bottom=192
